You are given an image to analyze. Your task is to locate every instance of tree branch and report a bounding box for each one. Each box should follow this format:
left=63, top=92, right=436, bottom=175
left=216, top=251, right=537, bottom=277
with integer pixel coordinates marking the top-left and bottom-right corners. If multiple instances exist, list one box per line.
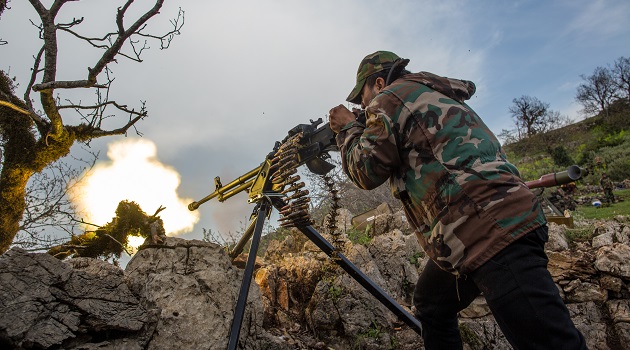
left=32, top=0, right=170, bottom=92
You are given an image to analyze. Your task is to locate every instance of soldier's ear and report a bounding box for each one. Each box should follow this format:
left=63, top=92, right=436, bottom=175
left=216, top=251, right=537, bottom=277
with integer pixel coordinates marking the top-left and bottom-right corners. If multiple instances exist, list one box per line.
left=375, top=77, right=386, bottom=91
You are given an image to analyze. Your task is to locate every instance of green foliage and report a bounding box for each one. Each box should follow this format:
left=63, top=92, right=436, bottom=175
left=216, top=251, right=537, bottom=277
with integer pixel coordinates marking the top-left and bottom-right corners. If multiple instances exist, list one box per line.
left=353, top=321, right=384, bottom=349
left=327, top=283, right=344, bottom=301
left=347, top=226, right=373, bottom=245
left=505, top=101, right=630, bottom=184
left=459, top=323, right=484, bottom=349
left=363, top=321, right=382, bottom=338
left=551, top=146, right=574, bottom=167
left=408, top=251, right=424, bottom=268
left=47, top=200, right=163, bottom=260
left=319, top=267, right=345, bottom=302
left=563, top=226, right=595, bottom=245
left=514, top=156, right=556, bottom=182
left=599, top=130, right=627, bottom=148
left=388, top=336, right=400, bottom=350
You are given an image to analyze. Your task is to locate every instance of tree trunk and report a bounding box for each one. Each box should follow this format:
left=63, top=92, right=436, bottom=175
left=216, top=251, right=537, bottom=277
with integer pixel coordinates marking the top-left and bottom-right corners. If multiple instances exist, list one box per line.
left=0, top=85, right=74, bottom=253
left=0, top=166, right=32, bottom=253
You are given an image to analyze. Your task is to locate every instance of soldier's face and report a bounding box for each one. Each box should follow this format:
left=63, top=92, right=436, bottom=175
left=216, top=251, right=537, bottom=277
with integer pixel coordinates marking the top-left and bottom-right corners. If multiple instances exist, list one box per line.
left=360, top=77, right=385, bottom=108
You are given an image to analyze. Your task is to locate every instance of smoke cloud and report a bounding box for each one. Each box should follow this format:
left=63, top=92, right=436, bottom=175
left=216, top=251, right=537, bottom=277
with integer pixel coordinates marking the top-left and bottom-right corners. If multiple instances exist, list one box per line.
left=69, top=138, right=199, bottom=235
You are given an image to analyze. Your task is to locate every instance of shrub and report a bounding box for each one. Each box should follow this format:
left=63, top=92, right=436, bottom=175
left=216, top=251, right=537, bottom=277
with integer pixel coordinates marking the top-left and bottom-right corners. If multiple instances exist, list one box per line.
left=551, top=146, right=574, bottom=167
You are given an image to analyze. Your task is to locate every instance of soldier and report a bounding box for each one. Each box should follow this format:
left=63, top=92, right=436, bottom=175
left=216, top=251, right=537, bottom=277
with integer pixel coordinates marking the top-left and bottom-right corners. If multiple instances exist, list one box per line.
left=329, top=51, right=587, bottom=349
left=600, top=172, right=615, bottom=204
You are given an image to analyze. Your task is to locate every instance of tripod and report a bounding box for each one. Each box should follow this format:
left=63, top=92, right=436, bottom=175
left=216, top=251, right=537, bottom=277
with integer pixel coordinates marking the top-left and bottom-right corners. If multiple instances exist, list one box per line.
left=224, top=195, right=422, bottom=350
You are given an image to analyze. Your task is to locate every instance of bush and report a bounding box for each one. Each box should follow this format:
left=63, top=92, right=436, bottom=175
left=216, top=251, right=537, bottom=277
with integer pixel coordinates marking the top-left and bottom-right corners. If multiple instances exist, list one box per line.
left=551, top=146, right=574, bottom=167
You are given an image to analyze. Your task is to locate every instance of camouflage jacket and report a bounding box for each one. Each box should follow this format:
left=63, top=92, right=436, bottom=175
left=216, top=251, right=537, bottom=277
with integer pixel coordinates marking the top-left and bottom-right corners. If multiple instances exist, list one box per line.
left=600, top=177, right=614, bottom=190
left=336, top=72, right=547, bottom=274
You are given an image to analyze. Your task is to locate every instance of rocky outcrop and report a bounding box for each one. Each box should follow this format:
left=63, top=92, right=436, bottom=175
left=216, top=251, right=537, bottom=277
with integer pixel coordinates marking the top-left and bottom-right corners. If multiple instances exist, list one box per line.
left=256, top=215, right=630, bottom=349
left=0, top=238, right=274, bottom=350
left=2, top=215, right=630, bottom=349
left=0, top=250, right=146, bottom=349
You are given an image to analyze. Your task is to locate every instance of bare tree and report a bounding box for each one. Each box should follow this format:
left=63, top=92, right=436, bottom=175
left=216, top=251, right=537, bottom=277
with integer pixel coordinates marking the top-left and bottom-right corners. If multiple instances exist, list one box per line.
left=508, top=96, right=550, bottom=138
left=0, top=0, right=7, bottom=45
left=576, top=66, right=617, bottom=118
left=0, top=0, right=184, bottom=253
left=14, top=151, right=97, bottom=251
left=540, top=110, right=573, bottom=133
left=611, top=56, right=630, bottom=103
left=497, top=128, right=519, bottom=145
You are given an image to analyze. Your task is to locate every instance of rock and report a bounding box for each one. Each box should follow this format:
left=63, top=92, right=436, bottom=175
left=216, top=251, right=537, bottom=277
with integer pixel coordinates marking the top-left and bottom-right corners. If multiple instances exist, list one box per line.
left=4, top=215, right=630, bottom=349
left=254, top=255, right=324, bottom=328
left=547, top=223, right=570, bottom=251
left=0, top=249, right=146, bottom=349
left=618, top=225, right=630, bottom=245
left=592, top=232, right=615, bottom=248
left=460, top=296, right=492, bottom=318
left=459, top=316, right=512, bottom=350
left=303, top=230, right=424, bottom=347
left=568, top=302, right=608, bottom=350
left=125, top=237, right=266, bottom=350
left=547, top=249, right=597, bottom=281
left=600, top=274, right=624, bottom=293
left=595, top=243, right=630, bottom=278
left=563, top=279, right=608, bottom=303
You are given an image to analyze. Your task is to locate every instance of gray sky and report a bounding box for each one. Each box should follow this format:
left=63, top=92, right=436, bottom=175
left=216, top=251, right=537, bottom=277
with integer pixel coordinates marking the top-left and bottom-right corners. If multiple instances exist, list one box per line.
left=2, top=0, right=629, bottom=243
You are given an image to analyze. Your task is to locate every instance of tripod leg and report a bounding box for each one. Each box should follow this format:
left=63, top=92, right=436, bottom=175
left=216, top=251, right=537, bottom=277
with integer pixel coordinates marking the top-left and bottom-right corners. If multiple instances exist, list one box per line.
left=229, top=216, right=256, bottom=260
left=227, top=200, right=270, bottom=350
left=297, top=224, right=423, bottom=335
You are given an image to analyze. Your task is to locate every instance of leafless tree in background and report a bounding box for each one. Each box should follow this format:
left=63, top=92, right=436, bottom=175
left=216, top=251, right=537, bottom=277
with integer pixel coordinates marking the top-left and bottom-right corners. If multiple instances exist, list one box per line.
left=14, top=151, right=97, bottom=251
left=0, top=0, right=184, bottom=253
left=508, top=96, right=548, bottom=138
left=611, top=56, right=630, bottom=103
left=576, top=66, right=617, bottom=118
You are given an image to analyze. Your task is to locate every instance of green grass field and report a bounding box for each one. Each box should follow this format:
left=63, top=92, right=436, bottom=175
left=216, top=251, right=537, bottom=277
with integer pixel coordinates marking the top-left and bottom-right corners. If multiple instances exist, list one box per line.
left=573, top=188, right=630, bottom=220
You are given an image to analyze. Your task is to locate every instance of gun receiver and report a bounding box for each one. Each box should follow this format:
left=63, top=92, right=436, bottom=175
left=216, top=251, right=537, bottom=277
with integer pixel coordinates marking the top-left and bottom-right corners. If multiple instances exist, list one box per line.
left=188, top=117, right=339, bottom=211
left=284, top=118, right=338, bottom=176
left=525, top=165, right=584, bottom=189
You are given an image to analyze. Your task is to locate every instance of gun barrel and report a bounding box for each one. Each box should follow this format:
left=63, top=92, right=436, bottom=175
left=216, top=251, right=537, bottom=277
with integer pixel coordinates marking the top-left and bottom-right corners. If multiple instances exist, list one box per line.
left=188, top=166, right=261, bottom=210
left=525, top=165, right=583, bottom=189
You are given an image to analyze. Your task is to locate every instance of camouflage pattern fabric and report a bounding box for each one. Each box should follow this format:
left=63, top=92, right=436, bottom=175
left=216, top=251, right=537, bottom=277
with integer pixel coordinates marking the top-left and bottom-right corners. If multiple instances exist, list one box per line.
left=600, top=175, right=615, bottom=203
left=346, top=51, right=409, bottom=105
left=336, top=72, right=547, bottom=274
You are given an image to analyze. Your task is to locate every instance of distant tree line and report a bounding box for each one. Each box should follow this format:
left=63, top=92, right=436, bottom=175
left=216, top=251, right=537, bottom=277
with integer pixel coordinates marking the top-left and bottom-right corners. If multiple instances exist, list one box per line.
left=499, top=56, right=630, bottom=145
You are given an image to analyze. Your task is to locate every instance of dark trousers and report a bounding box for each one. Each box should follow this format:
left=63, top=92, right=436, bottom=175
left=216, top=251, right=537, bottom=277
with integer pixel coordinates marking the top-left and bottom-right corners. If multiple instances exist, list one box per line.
left=413, top=226, right=588, bottom=349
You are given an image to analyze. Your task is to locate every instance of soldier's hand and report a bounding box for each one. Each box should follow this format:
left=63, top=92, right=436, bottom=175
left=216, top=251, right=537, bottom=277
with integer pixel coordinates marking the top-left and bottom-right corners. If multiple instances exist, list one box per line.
left=329, top=104, right=356, bottom=133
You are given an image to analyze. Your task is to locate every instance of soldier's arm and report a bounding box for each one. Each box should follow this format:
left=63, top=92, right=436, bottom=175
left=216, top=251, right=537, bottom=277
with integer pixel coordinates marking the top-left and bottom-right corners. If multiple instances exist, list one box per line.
left=336, top=110, right=401, bottom=190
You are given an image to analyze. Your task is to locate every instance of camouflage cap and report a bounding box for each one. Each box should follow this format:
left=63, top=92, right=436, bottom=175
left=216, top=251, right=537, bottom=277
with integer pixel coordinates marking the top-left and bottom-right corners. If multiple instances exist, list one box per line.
left=346, top=51, right=410, bottom=105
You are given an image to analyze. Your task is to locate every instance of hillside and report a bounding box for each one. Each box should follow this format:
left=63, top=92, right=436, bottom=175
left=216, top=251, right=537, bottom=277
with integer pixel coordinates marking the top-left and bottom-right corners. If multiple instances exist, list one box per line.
left=504, top=100, right=630, bottom=185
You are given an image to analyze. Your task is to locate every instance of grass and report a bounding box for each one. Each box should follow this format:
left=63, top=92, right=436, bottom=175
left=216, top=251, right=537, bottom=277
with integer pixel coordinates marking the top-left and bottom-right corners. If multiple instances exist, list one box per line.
left=573, top=188, right=630, bottom=220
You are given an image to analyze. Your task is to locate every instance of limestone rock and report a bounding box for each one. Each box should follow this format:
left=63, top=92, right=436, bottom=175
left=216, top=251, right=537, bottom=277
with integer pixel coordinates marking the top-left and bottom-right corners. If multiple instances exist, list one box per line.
left=0, top=249, right=146, bottom=349
left=595, top=243, right=630, bottom=278
left=547, top=223, right=570, bottom=251
left=568, top=302, right=608, bottom=350
left=125, top=237, right=265, bottom=350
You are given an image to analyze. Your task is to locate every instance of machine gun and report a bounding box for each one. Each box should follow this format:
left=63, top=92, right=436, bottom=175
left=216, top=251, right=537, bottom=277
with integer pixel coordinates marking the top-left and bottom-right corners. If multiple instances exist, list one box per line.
left=188, top=113, right=421, bottom=349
